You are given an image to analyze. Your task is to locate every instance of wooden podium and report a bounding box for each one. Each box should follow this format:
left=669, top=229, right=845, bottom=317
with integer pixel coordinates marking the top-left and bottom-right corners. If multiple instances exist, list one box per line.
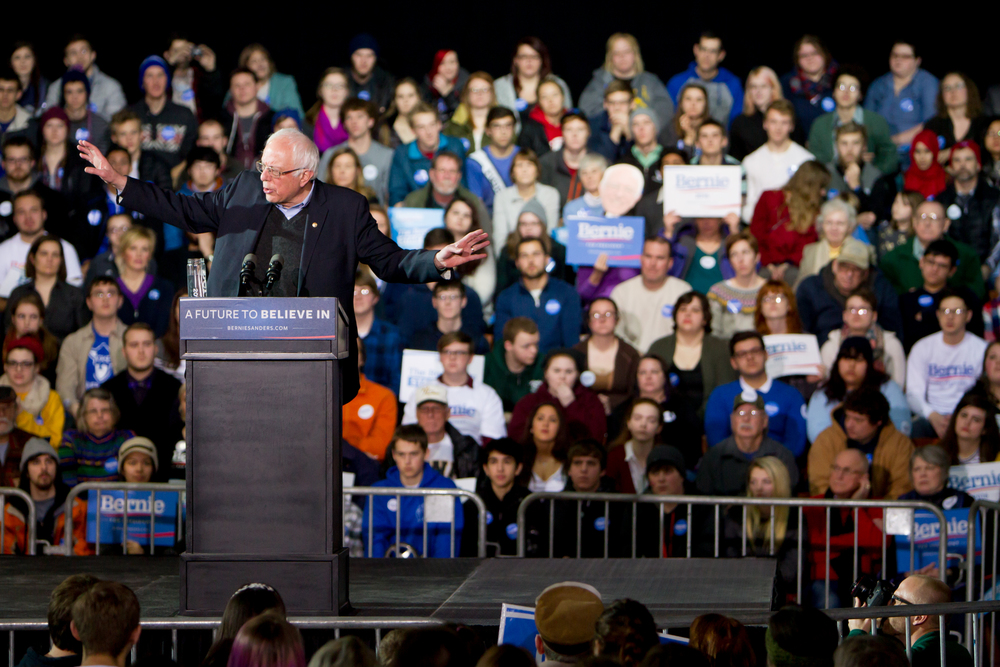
left=178, top=297, right=351, bottom=615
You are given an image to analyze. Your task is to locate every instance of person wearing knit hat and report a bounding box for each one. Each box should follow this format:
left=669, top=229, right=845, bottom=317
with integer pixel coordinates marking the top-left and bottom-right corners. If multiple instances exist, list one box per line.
left=491, top=150, right=562, bottom=249
left=1, top=336, right=64, bottom=448
left=347, top=34, right=396, bottom=114
left=618, top=109, right=662, bottom=194
left=131, top=55, right=197, bottom=169
left=533, top=582, right=604, bottom=663
left=937, top=138, right=1000, bottom=261
left=117, top=436, right=157, bottom=483
left=494, top=196, right=575, bottom=296
left=766, top=606, right=838, bottom=667
left=18, top=436, right=57, bottom=475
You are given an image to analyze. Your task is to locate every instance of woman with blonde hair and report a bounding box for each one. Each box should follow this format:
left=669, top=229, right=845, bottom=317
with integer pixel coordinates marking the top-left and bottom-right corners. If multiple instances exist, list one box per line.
left=724, top=456, right=802, bottom=602
left=730, top=67, right=783, bottom=160
left=749, top=160, right=831, bottom=286
left=115, top=226, right=174, bottom=337
left=578, top=33, right=673, bottom=125
left=443, top=72, right=496, bottom=153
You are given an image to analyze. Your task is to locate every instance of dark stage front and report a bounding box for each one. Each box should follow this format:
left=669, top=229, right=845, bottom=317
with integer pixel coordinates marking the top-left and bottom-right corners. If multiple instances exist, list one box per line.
left=0, top=557, right=777, bottom=627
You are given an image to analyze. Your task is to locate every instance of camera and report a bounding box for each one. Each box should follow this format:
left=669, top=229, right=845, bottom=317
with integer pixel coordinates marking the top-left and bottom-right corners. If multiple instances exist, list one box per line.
left=192, top=47, right=204, bottom=58
left=851, top=575, right=897, bottom=607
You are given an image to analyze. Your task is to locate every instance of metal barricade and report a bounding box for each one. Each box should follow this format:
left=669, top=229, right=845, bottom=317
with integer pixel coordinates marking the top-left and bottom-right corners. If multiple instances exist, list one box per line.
left=0, top=617, right=443, bottom=667
left=516, top=492, right=948, bottom=606
left=968, top=500, right=1000, bottom=661
left=0, top=487, right=35, bottom=555
left=351, top=486, right=487, bottom=558
left=63, top=482, right=185, bottom=556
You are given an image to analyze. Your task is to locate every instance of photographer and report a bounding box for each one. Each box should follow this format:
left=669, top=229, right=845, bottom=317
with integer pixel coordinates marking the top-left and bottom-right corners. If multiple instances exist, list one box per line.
left=848, top=574, right=971, bottom=667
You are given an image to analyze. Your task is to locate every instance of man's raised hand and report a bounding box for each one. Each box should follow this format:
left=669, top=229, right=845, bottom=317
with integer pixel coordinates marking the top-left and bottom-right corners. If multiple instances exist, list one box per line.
left=77, top=140, right=127, bottom=192
left=434, top=230, right=491, bottom=270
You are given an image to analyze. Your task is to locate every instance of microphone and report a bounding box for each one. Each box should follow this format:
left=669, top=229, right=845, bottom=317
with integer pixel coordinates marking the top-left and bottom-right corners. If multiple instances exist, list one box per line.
left=265, top=254, right=284, bottom=293
left=240, top=253, right=258, bottom=294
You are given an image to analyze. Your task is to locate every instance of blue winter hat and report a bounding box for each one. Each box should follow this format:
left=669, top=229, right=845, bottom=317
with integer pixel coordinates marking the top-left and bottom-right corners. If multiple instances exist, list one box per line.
left=61, top=68, right=91, bottom=98
left=272, top=108, right=302, bottom=130
left=349, top=33, right=380, bottom=57
left=138, top=55, right=171, bottom=91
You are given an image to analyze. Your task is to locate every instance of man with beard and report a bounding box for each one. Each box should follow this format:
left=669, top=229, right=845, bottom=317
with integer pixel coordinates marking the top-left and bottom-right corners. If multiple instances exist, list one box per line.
left=941, top=141, right=1000, bottom=265
left=0, top=386, right=35, bottom=486
left=2, top=437, right=87, bottom=554
left=824, top=122, right=882, bottom=227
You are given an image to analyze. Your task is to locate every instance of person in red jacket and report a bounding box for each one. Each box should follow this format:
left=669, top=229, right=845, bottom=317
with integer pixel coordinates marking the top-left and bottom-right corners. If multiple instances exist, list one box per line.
left=509, top=349, right=607, bottom=444
left=750, top=160, right=831, bottom=286
left=804, top=448, right=882, bottom=608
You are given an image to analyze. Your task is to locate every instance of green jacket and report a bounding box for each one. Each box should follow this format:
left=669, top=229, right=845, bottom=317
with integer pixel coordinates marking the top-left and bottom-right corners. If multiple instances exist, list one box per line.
left=879, top=236, right=985, bottom=300
left=846, top=630, right=971, bottom=667
left=483, top=343, right=543, bottom=413
left=808, top=108, right=898, bottom=174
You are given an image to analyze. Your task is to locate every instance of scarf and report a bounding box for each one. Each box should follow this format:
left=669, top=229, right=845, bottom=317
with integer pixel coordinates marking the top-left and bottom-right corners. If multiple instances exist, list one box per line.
left=0, top=374, right=51, bottom=416
left=786, top=61, right=837, bottom=100
left=313, top=106, right=348, bottom=154
left=838, top=323, right=886, bottom=374
left=903, top=129, right=949, bottom=198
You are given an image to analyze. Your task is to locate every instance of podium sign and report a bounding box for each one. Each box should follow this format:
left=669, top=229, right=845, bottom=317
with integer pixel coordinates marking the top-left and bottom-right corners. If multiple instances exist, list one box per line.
left=180, top=297, right=350, bottom=615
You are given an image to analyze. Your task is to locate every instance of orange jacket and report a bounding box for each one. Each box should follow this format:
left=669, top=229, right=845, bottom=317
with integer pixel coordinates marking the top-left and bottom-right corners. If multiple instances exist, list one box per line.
left=2, top=497, right=91, bottom=555
left=342, top=374, right=397, bottom=461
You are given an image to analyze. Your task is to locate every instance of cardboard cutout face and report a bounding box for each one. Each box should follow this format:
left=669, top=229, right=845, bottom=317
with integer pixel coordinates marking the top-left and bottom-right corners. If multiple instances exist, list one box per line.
left=599, top=164, right=645, bottom=217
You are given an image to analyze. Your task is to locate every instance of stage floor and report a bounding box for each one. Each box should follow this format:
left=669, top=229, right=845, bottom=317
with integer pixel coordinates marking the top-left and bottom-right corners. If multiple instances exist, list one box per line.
left=1, top=557, right=777, bottom=627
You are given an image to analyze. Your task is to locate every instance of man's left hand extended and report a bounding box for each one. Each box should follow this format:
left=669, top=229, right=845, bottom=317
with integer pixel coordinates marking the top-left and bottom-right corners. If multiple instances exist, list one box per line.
left=434, top=230, right=490, bottom=270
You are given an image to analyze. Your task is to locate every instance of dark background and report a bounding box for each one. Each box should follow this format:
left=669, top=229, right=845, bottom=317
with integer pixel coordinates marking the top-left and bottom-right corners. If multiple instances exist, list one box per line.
left=5, top=10, right=998, bottom=111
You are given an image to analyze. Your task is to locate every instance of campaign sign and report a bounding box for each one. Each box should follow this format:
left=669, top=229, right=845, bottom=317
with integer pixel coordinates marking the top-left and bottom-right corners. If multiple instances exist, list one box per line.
left=949, top=462, right=1000, bottom=502
left=180, top=297, right=342, bottom=340
left=86, top=490, right=179, bottom=546
left=662, top=165, right=742, bottom=217
left=763, top=334, right=822, bottom=378
left=565, top=214, right=644, bottom=268
left=891, top=509, right=980, bottom=575
left=389, top=208, right=445, bottom=250
left=399, top=349, right=485, bottom=403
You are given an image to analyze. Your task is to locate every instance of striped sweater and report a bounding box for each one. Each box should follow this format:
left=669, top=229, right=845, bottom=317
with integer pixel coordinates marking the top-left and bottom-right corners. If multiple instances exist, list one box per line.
left=58, top=429, right=136, bottom=487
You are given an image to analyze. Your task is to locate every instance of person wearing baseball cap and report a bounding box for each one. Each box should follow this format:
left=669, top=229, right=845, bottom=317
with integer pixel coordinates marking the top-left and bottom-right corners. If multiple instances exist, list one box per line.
left=696, top=388, right=798, bottom=496
left=534, top=582, right=604, bottom=665
left=795, top=222, right=902, bottom=346
left=409, top=381, right=479, bottom=480
left=938, top=137, right=1000, bottom=262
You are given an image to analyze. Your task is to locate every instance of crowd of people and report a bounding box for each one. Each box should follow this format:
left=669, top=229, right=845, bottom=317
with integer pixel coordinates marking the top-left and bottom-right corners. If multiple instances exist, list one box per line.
left=10, top=576, right=973, bottom=667
left=1, top=30, right=999, bottom=611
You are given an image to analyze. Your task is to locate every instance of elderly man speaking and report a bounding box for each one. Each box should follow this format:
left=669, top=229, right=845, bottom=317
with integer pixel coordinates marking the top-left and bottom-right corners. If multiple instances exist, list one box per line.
left=77, top=130, right=488, bottom=400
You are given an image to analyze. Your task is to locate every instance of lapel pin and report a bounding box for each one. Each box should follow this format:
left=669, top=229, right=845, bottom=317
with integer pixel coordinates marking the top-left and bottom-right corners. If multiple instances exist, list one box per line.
left=312, top=222, right=318, bottom=227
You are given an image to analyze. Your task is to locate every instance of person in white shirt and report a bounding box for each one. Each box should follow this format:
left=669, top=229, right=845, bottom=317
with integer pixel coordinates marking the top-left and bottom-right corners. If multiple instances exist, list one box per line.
left=402, top=331, right=505, bottom=445
left=906, top=290, right=987, bottom=439
left=0, top=191, right=82, bottom=306
left=610, top=237, right=693, bottom=353
left=742, top=99, right=814, bottom=221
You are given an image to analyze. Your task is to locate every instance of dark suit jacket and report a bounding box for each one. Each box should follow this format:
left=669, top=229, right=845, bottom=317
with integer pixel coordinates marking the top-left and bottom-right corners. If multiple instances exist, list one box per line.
left=101, top=368, right=182, bottom=482
left=118, top=172, right=444, bottom=400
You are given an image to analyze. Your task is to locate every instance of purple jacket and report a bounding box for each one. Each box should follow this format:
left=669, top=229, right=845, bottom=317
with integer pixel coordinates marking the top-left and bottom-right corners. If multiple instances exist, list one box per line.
left=576, top=267, right=640, bottom=306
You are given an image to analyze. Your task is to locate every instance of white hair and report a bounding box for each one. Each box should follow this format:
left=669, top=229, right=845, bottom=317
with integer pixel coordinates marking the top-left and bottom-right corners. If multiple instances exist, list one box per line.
left=264, top=128, right=319, bottom=179
left=816, top=197, right=858, bottom=237
left=600, top=163, right=645, bottom=198
left=579, top=153, right=609, bottom=172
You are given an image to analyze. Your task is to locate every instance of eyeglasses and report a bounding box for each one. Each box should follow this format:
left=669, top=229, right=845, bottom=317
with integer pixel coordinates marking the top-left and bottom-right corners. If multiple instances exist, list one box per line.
left=441, top=350, right=470, bottom=358
left=736, top=409, right=760, bottom=417
left=5, top=360, right=34, bottom=369
left=847, top=308, right=870, bottom=316
left=255, top=161, right=306, bottom=179
left=3, top=157, right=32, bottom=165
left=591, top=311, right=616, bottom=320
left=891, top=594, right=913, bottom=606
left=734, top=348, right=765, bottom=360
left=353, top=287, right=372, bottom=296
left=762, top=295, right=784, bottom=304
left=434, top=293, right=462, bottom=302
left=938, top=307, right=966, bottom=316
left=91, top=291, right=120, bottom=300
left=917, top=213, right=942, bottom=222
left=837, top=84, right=859, bottom=92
